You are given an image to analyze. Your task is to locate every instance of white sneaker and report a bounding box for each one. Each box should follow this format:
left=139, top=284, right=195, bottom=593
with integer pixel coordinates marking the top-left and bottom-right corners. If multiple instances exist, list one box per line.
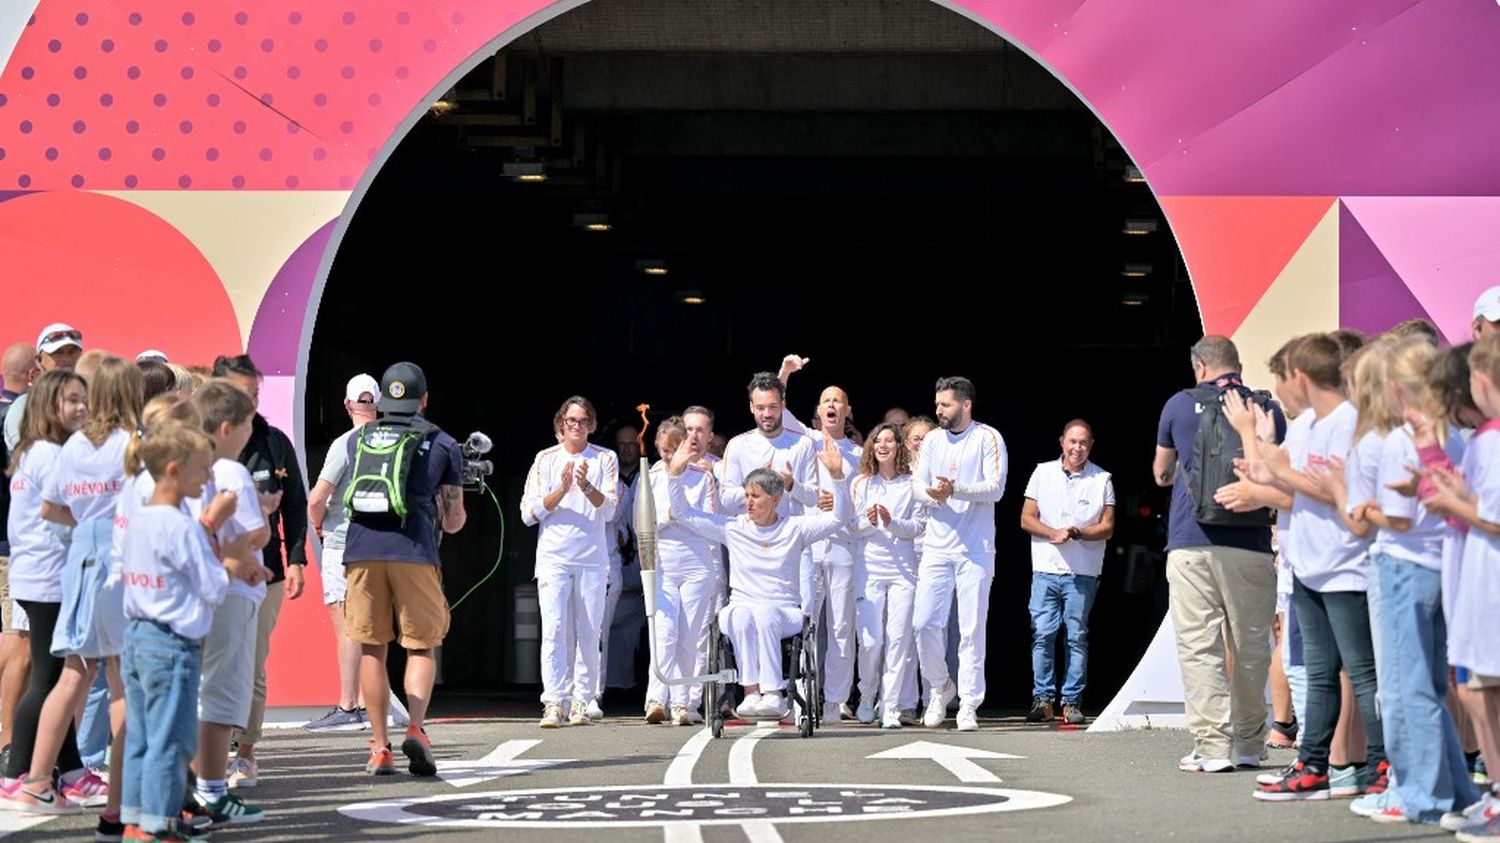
left=735, top=693, right=764, bottom=719
left=855, top=699, right=876, bottom=725
left=645, top=701, right=667, bottom=724
left=757, top=692, right=788, bottom=719
left=822, top=702, right=842, bottom=725
left=922, top=681, right=956, bottom=728
left=684, top=708, right=704, bottom=725
left=1440, top=791, right=1493, bottom=831
left=584, top=699, right=604, bottom=721
left=1178, top=752, right=1234, bottom=773
left=568, top=703, right=590, bottom=726
left=881, top=709, right=903, bottom=729
left=955, top=703, right=979, bottom=732
left=539, top=703, right=564, bottom=729
left=670, top=706, right=692, bottom=726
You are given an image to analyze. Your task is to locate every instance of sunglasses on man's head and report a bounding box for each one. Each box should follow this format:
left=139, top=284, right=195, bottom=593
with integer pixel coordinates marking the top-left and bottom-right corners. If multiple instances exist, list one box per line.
left=41, top=329, right=82, bottom=346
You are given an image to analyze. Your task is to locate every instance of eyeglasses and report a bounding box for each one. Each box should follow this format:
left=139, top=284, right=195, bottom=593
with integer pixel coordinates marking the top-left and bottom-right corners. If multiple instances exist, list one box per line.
left=561, top=417, right=590, bottom=428
left=41, top=329, right=82, bottom=346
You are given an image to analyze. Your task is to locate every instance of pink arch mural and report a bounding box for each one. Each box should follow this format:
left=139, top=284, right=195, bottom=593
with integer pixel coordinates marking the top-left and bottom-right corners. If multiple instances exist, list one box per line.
left=3, top=0, right=1499, bottom=705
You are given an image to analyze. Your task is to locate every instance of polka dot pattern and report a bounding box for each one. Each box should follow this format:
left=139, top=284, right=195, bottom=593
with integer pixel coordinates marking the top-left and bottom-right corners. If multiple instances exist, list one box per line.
left=0, top=1, right=521, bottom=189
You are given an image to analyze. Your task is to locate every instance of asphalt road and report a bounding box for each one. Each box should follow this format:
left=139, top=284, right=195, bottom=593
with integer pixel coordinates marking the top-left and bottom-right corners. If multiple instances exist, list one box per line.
left=5, top=698, right=1454, bottom=842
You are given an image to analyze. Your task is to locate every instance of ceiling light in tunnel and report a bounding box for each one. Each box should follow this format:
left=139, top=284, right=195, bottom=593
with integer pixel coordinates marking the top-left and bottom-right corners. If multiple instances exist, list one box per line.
left=636, top=259, right=669, bottom=276
left=1122, top=294, right=1149, bottom=306
left=679, top=290, right=706, bottom=305
left=574, top=213, right=611, bottom=232
left=1122, top=218, right=1158, bottom=235
left=503, top=160, right=547, bottom=182
left=1122, top=263, right=1153, bottom=278
left=1124, top=164, right=1146, bottom=183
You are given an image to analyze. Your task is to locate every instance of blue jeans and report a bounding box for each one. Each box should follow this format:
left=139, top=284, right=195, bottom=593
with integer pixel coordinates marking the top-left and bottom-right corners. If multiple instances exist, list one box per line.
left=121, top=620, right=201, bottom=833
left=1292, top=577, right=1383, bottom=772
left=77, top=668, right=111, bottom=769
left=1376, top=554, right=1479, bottom=822
left=1029, top=572, right=1098, bottom=703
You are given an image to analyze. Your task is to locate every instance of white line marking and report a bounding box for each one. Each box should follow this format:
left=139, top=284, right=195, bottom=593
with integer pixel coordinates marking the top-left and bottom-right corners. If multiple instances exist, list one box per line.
left=664, top=728, right=715, bottom=785
left=436, top=739, right=574, bottom=788
left=728, top=724, right=784, bottom=843
left=866, top=740, right=1021, bottom=784
left=0, top=813, right=53, bottom=838
left=663, top=728, right=714, bottom=843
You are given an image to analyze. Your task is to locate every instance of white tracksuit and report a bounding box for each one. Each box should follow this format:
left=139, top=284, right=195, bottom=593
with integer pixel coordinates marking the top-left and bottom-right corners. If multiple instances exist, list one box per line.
left=852, top=472, right=924, bottom=717
left=521, top=443, right=619, bottom=706
left=910, top=421, right=1007, bottom=708
left=645, top=458, right=724, bottom=711
left=594, top=471, right=635, bottom=692
left=778, top=411, right=862, bottom=705
left=719, top=428, right=819, bottom=517
left=666, top=471, right=849, bottom=692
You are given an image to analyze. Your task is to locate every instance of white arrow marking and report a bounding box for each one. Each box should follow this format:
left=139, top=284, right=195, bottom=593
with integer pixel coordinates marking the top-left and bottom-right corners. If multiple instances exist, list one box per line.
left=866, top=741, right=1023, bottom=784
left=437, top=739, right=574, bottom=788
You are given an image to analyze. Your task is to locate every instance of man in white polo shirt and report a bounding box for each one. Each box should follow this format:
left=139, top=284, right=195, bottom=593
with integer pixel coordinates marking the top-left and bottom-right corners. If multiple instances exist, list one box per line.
left=1020, top=420, right=1115, bottom=726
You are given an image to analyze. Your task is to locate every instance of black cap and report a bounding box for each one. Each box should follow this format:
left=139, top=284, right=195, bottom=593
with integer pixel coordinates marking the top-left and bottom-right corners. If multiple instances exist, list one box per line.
left=379, top=362, right=426, bottom=414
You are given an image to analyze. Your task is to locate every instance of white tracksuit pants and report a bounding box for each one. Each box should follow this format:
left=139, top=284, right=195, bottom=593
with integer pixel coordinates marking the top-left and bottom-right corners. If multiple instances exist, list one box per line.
left=538, top=562, right=607, bottom=705
left=807, top=543, right=857, bottom=705
left=913, top=555, right=994, bottom=707
left=857, top=574, right=918, bottom=716
left=719, top=602, right=802, bottom=692
left=585, top=559, right=623, bottom=700
left=646, top=566, right=723, bottom=710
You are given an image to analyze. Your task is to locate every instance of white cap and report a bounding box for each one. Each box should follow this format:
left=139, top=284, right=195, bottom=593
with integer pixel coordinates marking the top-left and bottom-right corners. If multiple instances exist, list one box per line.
left=36, top=323, right=82, bottom=354
left=345, top=373, right=379, bottom=404
left=135, top=349, right=168, bottom=363
left=1476, top=285, right=1500, bottom=323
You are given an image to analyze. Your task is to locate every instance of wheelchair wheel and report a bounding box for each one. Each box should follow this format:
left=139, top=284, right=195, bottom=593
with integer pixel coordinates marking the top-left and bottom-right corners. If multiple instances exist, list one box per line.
left=706, top=620, right=723, bottom=738
left=804, top=623, right=821, bottom=733
left=788, top=634, right=814, bottom=738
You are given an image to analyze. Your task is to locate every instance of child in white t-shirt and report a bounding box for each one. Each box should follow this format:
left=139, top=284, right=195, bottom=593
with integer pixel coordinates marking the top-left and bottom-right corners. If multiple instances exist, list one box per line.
left=118, top=421, right=235, bottom=838
left=186, top=381, right=271, bottom=824
left=1424, top=334, right=1500, bottom=837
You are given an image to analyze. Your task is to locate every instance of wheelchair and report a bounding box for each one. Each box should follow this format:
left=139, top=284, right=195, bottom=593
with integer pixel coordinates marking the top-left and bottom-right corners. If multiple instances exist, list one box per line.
left=704, top=614, right=820, bottom=738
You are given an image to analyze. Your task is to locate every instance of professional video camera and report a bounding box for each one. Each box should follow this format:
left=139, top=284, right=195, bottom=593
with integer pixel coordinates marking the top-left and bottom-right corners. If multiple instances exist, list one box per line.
left=461, top=431, right=495, bottom=491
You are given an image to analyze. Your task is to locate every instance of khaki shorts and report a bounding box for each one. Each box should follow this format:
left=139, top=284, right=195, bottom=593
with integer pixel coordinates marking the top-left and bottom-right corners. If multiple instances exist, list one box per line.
left=344, top=561, right=450, bottom=650
left=1467, top=672, right=1500, bottom=690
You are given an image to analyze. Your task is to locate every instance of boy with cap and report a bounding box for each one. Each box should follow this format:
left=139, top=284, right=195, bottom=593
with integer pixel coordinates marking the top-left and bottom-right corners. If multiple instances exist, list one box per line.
left=342, top=363, right=466, bottom=777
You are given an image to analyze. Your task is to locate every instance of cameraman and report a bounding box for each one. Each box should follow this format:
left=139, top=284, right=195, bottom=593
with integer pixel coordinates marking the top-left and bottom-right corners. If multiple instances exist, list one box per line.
left=343, top=362, right=465, bottom=777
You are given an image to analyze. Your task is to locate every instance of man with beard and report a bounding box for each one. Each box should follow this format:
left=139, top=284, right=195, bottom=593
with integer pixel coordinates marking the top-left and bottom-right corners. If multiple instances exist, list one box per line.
left=911, top=376, right=1008, bottom=732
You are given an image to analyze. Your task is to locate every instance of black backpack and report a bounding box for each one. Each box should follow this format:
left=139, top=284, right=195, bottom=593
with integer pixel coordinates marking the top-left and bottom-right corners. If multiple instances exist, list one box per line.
left=343, top=416, right=435, bottom=525
left=1186, top=385, right=1275, bottom=527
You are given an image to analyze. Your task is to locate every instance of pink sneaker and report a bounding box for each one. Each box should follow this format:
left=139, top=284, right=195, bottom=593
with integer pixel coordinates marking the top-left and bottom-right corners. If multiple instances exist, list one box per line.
left=8, top=780, right=81, bottom=815
left=60, top=769, right=109, bottom=808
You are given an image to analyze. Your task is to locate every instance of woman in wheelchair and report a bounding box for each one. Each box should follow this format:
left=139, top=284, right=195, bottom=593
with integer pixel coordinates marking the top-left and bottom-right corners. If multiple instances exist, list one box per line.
left=665, top=430, right=850, bottom=720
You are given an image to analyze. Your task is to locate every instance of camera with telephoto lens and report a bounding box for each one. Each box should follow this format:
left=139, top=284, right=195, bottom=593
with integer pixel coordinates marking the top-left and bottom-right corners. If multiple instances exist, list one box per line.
left=461, top=431, right=494, bottom=491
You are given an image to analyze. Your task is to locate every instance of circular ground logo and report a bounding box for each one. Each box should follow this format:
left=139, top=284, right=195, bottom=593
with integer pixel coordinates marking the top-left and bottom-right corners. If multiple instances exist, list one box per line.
left=340, top=783, right=1070, bottom=828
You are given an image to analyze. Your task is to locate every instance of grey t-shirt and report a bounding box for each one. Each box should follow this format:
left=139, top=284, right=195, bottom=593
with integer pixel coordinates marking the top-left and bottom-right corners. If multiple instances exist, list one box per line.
left=3, top=392, right=26, bottom=451
left=318, top=426, right=358, bottom=552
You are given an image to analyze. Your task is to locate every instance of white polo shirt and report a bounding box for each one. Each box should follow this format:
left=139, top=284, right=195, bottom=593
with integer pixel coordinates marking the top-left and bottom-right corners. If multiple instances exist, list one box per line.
left=1023, top=458, right=1115, bottom=577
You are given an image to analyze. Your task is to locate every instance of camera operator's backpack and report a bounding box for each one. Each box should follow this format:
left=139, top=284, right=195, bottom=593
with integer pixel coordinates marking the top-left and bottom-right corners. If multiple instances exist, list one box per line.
left=343, top=416, right=435, bottom=525
left=1186, top=384, right=1276, bottom=528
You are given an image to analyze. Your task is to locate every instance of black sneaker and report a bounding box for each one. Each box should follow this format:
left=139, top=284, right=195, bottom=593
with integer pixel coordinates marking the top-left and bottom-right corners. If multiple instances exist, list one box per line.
left=1253, top=760, right=1331, bottom=801
left=94, top=814, right=126, bottom=842
left=1025, top=698, right=1054, bottom=723
left=401, top=730, right=437, bottom=777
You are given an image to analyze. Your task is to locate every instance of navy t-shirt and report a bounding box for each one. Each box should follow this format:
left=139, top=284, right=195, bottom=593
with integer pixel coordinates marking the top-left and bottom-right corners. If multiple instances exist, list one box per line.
left=343, top=416, right=463, bottom=566
left=1157, top=375, right=1284, bottom=554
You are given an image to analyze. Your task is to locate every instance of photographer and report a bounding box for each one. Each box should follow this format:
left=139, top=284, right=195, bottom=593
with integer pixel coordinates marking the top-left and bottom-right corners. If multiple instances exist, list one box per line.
left=342, top=362, right=465, bottom=777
